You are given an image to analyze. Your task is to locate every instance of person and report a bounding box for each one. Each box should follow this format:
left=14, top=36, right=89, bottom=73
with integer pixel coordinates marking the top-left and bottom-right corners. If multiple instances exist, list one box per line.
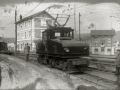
left=116, top=49, right=120, bottom=85
left=24, top=43, right=30, bottom=61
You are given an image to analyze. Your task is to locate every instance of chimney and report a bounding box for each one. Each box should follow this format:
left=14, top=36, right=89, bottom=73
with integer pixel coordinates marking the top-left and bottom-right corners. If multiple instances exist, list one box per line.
left=20, top=15, right=22, bottom=20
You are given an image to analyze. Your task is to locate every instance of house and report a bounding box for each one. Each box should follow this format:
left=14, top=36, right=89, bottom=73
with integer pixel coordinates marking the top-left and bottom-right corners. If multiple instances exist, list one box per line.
left=16, top=11, right=54, bottom=51
left=90, top=30, right=115, bottom=55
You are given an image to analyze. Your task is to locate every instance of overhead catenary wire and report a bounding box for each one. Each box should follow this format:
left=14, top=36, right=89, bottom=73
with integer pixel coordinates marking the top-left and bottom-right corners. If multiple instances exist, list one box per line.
left=3, top=0, right=45, bottom=28
left=3, top=0, right=101, bottom=28
left=76, top=0, right=104, bottom=8
left=23, top=0, right=44, bottom=18
left=3, top=0, right=120, bottom=30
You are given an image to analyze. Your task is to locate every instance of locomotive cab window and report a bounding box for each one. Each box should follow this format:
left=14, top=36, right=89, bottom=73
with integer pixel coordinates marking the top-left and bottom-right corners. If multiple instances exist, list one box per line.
left=63, top=31, right=73, bottom=37
left=42, top=28, right=74, bottom=40
left=55, top=32, right=60, bottom=37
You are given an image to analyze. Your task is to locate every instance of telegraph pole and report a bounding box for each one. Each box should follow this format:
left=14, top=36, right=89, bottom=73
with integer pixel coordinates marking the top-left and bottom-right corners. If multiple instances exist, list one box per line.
left=0, top=26, right=4, bottom=42
left=79, top=13, right=81, bottom=41
left=15, top=6, right=17, bottom=56
left=74, top=4, right=76, bottom=36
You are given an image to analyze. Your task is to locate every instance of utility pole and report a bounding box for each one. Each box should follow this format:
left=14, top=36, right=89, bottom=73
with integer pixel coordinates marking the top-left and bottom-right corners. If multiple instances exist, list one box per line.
left=15, top=6, right=17, bottom=56
left=74, top=4, right=76, bottom=36
left=79, top=13, right=81, bottom=41
left=0, top=26, right=4, bottom=42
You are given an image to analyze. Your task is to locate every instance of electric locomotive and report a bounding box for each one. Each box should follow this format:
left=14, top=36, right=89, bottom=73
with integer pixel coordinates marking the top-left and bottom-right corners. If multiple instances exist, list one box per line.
left=36, top=27, right=89, bottom=72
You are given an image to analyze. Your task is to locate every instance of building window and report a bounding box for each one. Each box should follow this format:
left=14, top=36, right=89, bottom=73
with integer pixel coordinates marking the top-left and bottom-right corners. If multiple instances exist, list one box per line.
left=108, top=40, right=111, bottom=43
left=108, top=37, right=111, bottom=41
left=29, top=31, right=30, bottom=36
left=101, top=37, right=105, bottom=41
left=101, top=43, right=105, bottom=47
left=101, top=48, right=104, bottom=51
left=17, top=33, right=19, bottom=39
left=107, top=48, right=111, bottom=52
left=21, top=33, right=22, bottom=39
left=25, top=21, right=26, bottom=27
left=95, top=43, right=98, bottom=46
left=21, top=23, right=22, bottom=28
left=94, top=48, right=98, bottom=54
left=108, top=43, right=111, bottom=46
left=25, top=32, right=26, bottom=38
left=21, top=44, right=22, bottom=49
left=28, top=20, right=31, bottom=26
left=94, top=48, right=98, bottom=51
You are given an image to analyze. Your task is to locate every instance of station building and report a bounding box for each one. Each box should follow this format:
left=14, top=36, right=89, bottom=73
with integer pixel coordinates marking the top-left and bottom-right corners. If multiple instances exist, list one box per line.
left=16, top=11, right=54, bottom=52
left=90, top=30, right=115, bottom=55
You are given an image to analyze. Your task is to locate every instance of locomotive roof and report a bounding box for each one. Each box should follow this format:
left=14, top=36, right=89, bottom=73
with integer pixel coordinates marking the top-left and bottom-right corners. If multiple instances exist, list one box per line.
left=43, top=27, right=74, bottom=33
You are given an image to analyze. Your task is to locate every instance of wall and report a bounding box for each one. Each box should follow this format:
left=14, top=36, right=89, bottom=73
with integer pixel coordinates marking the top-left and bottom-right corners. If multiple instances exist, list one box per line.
left=91, top=35, right=115, bottom=55
left=17, top=19, right=33, bottom=51
left=17, top=13, right=53, bottom=52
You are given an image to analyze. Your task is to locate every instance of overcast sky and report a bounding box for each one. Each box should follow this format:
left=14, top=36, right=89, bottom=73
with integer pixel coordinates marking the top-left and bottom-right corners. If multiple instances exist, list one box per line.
left=0, top=0, right=120, bottom=5
left=0, top=0, right=120, bottom=37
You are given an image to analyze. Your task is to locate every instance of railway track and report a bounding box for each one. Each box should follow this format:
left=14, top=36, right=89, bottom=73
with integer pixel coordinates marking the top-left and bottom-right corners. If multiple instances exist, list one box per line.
left=15, top=53, right=117, bottom=89
left=16, top=53, right=116, bottom=72
left=15, top=53, right=115, bottom=76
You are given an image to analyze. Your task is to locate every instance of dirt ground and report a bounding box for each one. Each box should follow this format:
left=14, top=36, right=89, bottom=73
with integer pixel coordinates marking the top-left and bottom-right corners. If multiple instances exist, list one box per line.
left=0, top=54, right=119, bottom=90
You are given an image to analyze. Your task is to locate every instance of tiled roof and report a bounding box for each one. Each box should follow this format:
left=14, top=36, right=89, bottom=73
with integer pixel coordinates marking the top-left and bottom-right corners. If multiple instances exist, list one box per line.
left=16, top=10, right=54, bottom=23
left=91, top=30, right=115, bottom=36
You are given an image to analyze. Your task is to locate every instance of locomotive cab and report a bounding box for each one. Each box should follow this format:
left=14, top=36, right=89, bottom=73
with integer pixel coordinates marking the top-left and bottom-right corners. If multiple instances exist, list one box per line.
left=42, top=27, right=74, bottom=40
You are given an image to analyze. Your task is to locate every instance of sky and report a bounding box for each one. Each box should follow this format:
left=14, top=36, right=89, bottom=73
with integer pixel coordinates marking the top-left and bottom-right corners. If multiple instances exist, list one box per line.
left=0, top=0, right=120, bottom=37
left=0, top=0, right=120, bottom=5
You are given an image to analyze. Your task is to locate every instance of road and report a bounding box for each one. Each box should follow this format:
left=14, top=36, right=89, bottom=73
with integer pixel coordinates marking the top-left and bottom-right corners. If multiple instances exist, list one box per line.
left=0, top=54, right=118, bottom=90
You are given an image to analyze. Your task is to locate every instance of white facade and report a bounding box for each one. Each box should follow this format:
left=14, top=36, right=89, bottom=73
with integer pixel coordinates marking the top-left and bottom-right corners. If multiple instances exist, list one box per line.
left=17, top=11, right=53, bottom=51
left=91, top=46, right=114, bottom=55
left=17, top=19, right=33, bottom=51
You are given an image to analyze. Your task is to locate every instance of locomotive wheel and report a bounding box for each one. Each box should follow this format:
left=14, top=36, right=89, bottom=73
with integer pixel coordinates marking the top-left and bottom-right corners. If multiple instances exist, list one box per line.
left=46, top=59, right=49, bottom=65
left=48, top=59, right=53, bottom=68
left=37, top=56, right=41, bottom=63
left=63, top=67, right=68, bottom=72
left=37, top=57, right=40, bottom=63
left=62, top=62, right=68, bottom=72
left=76, top=66, right=83, bottom=72
left=38, top=55, right=44, bottom=64
left=51, top=59, right=55, bottom=68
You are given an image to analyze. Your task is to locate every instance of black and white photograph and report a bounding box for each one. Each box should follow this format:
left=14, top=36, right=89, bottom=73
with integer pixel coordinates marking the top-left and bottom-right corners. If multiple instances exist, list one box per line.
left=0, top=0, right=120, bottom=90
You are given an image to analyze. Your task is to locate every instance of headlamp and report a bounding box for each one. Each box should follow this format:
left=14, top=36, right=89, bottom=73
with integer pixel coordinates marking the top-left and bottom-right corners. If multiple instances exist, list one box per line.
left=64, top=48, right=69, bottom=52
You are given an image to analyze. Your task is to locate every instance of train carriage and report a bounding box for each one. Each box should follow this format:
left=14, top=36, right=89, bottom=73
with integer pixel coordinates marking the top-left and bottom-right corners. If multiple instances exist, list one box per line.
left=0, top=42, right=13, bottom=55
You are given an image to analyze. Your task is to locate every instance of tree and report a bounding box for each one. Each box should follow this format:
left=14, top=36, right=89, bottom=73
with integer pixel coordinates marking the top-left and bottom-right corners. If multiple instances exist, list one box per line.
left=88, top=23, right=94, bottom=29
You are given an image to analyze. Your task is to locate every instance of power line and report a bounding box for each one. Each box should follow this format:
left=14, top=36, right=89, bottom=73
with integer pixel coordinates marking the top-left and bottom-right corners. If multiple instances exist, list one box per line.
left=3, top=0, right=44, bottom=28
left=78, top=16, right=110, bottom=23
left=3, top=0, right=103, bottom=28
left=76, top=0, right=104, bottom=8
left=23, top=0, right=44, bottom=18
